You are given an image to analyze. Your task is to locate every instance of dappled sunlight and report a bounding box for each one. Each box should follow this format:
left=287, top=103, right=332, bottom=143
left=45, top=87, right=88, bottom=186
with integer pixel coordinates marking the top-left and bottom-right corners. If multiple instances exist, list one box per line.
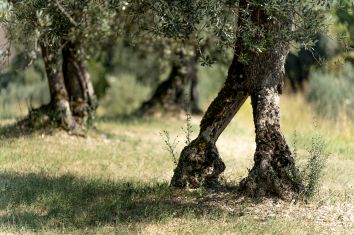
left=0, top=171, right=352, bottom=234
left=0, top=100, right=353, bottom=233
left=1, top=0, right=353, bottom=232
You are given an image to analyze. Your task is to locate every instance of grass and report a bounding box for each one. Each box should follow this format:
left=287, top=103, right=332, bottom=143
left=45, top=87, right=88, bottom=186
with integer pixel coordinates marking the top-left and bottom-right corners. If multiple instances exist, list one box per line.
left=0, top=95, right=353, bottom=234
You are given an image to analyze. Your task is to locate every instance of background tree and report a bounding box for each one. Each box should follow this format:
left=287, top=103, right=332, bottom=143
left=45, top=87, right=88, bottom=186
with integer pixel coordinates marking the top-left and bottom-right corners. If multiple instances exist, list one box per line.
left=1, top=0, right=117, bottom=132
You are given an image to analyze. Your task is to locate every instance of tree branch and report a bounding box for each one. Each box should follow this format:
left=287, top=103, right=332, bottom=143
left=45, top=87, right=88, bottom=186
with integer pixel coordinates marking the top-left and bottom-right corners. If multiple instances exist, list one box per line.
left=52, top=0, right=78, bottom=27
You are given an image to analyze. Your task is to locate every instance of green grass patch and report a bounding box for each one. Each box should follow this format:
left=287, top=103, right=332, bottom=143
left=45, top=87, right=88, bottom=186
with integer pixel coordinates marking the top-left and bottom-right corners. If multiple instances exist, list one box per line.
left=0, top=95, right=353, bottom=234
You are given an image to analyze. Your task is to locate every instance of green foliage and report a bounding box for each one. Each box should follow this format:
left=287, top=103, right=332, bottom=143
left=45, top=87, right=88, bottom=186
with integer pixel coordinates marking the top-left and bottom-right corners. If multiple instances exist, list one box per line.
left=0, top=61, right=49, bottom=119
left=307, top=62, right=354, bottom=120
left=149, top=0, right=333, bottom=62
left=87, top=60, right=109, bottom=99
left=335, top=0, right=354, bottom=47
left=1, top=0, right=120, bottom=63
left=160, top=130, right=179, bottom=166
left=302, top=132, right=329, bottom=199
left=198, top=65, right=227, bottom=106
left=160, top=108, right=194, bottom=166
left=99, top=74, right=151, bottom=116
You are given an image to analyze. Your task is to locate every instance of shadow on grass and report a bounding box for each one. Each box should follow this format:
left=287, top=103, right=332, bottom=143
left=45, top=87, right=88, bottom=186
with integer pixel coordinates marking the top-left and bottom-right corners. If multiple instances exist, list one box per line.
left=0, top=114, right=145, bottom=140
left=0, top=172, right=244, bottom=231
left=96, top=114, right=148, bottom=124
left=0, top=118, right=57, bottom=139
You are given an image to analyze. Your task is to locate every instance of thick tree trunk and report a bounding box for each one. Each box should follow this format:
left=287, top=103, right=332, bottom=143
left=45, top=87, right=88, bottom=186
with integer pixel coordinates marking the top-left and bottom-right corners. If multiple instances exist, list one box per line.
left=239, top=86, right=303, bottom=199
left=62, top=41, right=98, bottom=126
left=171, top=54, right=249, bottom=188
left=236, top=10, right=304, bottom=199
left=171, top=3, right=303, bottom=198
left=36, top=41, right=76, bottom=130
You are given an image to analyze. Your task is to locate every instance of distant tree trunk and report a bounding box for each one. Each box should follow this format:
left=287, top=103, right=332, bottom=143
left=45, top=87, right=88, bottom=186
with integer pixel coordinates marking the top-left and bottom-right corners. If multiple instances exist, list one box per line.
left=171, top=3, right=303, bottom=199
left=62, top=41, right=98, bottom=126
left=189, top=59, right=203, bottom=114
left=37, top=41, right=76, bottom=130
left=137, top=59, right=190, bottom=116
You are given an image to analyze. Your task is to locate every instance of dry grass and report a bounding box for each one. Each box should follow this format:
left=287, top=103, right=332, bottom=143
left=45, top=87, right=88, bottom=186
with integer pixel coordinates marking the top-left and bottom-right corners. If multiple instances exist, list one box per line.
left=0, top=95, right=353, bottom=234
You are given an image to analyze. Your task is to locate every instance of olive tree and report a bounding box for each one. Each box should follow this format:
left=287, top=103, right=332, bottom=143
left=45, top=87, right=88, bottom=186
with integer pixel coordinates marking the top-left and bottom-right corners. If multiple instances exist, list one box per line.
left=149, top=0, right=332, bottom=199
left=1, top=0, right=119, bottom=131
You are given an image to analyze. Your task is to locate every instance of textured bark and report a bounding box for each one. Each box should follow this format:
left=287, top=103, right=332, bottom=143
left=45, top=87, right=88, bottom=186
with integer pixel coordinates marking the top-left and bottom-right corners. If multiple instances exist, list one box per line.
left=171, top=54, right=249, bottom=188
left=237, top=8, right=304, bottom=199
left=38, top=41, right=76, bottom=130
left=239, top=87, right=303, bottom=199
left=171, top=2, right=303, bottom=198
left=62, top=41, right=98, bottom=126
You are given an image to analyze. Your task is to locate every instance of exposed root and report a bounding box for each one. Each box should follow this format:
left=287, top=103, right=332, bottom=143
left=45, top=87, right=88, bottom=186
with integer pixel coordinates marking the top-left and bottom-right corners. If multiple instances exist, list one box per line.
left=239, top=154, right=304, bottom=200
left=6, top=104, right=86, bottom=137
left=171, top=137, right=226, bottom=188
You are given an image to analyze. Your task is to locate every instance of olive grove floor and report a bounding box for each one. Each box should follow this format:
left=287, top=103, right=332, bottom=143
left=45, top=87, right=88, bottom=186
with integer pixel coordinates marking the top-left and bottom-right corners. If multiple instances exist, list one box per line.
left=0, top=95, right=353, bottom=234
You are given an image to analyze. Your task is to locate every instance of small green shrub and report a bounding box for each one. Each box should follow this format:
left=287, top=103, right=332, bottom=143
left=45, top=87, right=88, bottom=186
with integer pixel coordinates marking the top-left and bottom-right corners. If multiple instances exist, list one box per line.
left=302, top=132, right=328, bottom=199
left=307, top=62, right=354, bottom=120
left=292, top=128, right=329, bottom=200
left=160, top=130, right=179, bottom=166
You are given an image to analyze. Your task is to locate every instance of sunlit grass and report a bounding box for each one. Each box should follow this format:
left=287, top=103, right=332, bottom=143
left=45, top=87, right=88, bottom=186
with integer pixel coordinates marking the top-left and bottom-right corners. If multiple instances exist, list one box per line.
left=0, top=94, right=353, bottom=234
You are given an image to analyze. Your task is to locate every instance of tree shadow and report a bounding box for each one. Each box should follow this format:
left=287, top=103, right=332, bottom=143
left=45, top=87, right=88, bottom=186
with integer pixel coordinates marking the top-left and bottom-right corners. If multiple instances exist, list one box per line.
left=0, top=172, right=247, bottom=231
left=0, top=114, right=144, bottom=140
left=0, top=118, right=57, bottom=139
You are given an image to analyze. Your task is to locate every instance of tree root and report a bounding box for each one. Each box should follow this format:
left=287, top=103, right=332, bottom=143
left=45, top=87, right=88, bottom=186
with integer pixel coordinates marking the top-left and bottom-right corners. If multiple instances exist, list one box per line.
left=171, top=137, right=225, bottom=188
left=239, top=153, right=304, bottom=200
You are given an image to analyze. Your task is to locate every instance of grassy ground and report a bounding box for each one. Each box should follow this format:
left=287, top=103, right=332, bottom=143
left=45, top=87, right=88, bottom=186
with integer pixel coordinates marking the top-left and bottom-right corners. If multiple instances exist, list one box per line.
left=0, top=95, right=353, bottom=234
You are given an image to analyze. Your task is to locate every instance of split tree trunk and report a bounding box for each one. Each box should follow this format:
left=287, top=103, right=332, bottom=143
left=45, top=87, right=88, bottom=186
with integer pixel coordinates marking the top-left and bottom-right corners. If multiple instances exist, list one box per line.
left=171, top=2, right=303, bottom=198
left=36, top=41, right=76, bottom=130
left=62, top=41, right=98, bottom=126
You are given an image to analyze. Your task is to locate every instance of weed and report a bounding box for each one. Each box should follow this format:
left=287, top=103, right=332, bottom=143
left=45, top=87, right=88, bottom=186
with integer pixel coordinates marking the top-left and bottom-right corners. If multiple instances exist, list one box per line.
left=182, top=101, right=193, bottom=145
left=160, top=130, right=179, bottom=166
left=298, top=120, right=329, bottom=199
left=292, top=130, right=298, bottom=162
left=161, top=105, right=194, bottom=166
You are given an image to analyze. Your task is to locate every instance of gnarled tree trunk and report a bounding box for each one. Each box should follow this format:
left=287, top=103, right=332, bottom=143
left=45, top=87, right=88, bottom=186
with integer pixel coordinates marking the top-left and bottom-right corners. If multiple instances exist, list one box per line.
left=36, top=41, right=76, bottom=130
left=236, top=38, right=304, bottom=199
left=137, top=61, right=187, bottom=116
left=171, top=3, right=303, bottom=199
left=62, top=41, right=98, bottom=126
left=239, top=86, right=303, bottom=199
